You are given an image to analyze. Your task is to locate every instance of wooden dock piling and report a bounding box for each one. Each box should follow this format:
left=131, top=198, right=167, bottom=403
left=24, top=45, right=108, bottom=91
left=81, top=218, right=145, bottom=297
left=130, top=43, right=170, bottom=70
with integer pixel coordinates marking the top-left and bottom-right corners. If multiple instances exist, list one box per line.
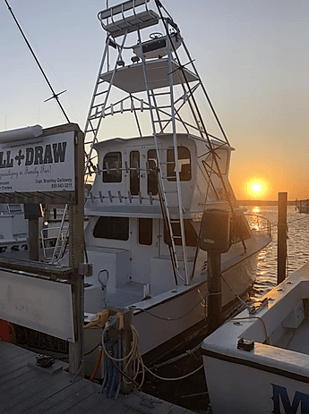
left=68, top=126, right=85, bottom=377
left=208, top=252, right=222, bottom=333
left=277, top=192, right=288, bottom=284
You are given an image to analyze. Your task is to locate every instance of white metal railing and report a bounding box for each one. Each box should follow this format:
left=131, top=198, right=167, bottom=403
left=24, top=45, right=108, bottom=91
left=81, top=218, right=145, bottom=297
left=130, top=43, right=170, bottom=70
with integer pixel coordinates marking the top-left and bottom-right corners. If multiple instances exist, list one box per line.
left=41, top=225, right=69, bottom=262
left=97, top=0, right=158, bottom=38
left=98, top=0, right=150, bottom=20
left=245, top=214, right=271, bottom=237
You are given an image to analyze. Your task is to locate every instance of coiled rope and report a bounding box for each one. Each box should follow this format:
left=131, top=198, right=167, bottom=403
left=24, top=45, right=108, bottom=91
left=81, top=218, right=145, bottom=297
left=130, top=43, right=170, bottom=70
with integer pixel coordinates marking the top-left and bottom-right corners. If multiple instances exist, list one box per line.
left=100, top=324, right=203, bottom=390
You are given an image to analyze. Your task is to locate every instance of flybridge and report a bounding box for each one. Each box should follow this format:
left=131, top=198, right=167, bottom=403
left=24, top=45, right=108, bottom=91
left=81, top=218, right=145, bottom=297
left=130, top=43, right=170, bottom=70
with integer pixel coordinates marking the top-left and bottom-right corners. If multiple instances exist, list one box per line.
left=0, top=142, right=67, bottom=169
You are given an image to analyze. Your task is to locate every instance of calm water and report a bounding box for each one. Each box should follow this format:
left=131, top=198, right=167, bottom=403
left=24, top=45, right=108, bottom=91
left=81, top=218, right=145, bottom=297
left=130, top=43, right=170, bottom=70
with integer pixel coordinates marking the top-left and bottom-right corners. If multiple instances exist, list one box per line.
left=144, top=205, right=309, bottom=413
left=248, top=205, right=309, bottom=300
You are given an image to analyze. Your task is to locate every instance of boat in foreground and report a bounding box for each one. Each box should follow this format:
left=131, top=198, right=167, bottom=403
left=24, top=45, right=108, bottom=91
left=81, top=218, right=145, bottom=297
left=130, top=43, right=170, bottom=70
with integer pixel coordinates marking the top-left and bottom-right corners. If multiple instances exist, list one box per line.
left=202, top=261, right=309, bottom=414
left=1, top=0, right=271, bottom=376
left=76, top=0, right=271, bottom=370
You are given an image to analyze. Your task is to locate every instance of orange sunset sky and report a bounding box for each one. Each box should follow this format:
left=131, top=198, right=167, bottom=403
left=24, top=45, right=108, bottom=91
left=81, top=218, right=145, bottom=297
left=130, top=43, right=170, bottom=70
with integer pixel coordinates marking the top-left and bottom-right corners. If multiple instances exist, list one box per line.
left=1, top=0, right=308, bottom=201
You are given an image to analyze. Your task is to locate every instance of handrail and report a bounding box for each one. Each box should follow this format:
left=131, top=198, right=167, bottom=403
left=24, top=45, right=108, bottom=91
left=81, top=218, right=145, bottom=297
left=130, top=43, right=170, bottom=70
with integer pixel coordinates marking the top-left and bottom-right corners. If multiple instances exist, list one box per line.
left=245, top=214, right=271, bottom=237
left=98, top=0, right=150, bottom=21
left=41, top=222, right=69, bottom=263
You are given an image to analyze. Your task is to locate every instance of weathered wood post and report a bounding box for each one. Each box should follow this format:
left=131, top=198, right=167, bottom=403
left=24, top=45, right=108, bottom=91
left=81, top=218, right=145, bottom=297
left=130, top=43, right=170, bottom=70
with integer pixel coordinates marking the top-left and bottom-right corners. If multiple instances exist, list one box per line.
left=24, top=203, right=43, bottom=261
left=120, top=308, right=134, bottom=394
left=277, top=192, right=288, bottom=284
left=198, top=209, right=230, bottom=333
left=68, top=126, right=85, bottom=376
left=207, top=252, right=222, bottom=333
left=28, top=218, right=40, bottom=261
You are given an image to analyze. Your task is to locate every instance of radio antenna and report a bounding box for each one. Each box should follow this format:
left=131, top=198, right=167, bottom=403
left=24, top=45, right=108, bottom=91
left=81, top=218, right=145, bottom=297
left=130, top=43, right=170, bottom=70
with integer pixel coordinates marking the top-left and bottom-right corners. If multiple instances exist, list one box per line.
left=4, top=0, right=70, bottom=123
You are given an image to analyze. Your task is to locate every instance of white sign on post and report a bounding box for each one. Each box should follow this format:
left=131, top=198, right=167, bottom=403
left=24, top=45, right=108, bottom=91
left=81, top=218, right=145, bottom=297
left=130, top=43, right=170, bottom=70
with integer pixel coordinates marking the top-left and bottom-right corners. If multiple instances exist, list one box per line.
left=0, top=130, right=75, bottom=193
left=0, top=270, right=75, bottom=342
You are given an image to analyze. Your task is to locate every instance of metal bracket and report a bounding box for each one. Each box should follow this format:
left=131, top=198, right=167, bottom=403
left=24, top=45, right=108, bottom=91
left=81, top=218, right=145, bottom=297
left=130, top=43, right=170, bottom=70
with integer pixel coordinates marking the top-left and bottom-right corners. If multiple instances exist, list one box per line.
left=78, top=263, right=93, bottom=277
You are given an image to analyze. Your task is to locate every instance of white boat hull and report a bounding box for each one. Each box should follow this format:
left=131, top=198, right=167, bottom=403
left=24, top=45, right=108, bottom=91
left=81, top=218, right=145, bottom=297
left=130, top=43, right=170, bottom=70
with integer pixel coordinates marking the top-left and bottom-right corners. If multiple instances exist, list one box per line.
left=202, top=261, right=309, bottom=414
left=84, top=238, right=266, bottom=375
left=204, top=351, right=309, bottom=414
left=134, top=250, right=259, bottom=356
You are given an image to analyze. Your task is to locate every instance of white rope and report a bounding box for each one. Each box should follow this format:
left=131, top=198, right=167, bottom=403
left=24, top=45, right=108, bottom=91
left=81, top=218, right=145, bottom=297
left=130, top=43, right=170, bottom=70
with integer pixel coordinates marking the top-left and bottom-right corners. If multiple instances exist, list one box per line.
left=231, top=316, right=269, bottom=344
left=220, top=272, right=251, bottom=310
left=101, top=323, right=204, bottom=389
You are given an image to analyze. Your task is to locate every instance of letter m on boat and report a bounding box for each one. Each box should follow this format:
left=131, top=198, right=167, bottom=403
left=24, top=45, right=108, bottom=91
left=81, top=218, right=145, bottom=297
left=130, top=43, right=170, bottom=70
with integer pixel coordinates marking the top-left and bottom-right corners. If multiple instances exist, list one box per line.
left=271, top=384, right=309, bottom=414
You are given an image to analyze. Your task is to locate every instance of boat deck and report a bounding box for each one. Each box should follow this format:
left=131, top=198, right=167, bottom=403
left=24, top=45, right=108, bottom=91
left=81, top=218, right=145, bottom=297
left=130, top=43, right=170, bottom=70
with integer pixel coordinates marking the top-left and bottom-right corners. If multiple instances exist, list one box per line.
left=0, top=341, right=197, bottom=414
left=104, top=282, right=145, bottom=307
left=287, top=317, right=309, bottom=355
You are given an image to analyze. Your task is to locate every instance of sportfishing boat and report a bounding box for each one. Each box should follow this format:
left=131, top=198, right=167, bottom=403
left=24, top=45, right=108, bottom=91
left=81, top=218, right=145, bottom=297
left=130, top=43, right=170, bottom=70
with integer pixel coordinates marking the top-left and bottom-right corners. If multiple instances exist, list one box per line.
left=0, top=0, right=271, bottom=375
left=73, top=0, right=272, bottom=368
left=202, top=261, right=309, bottom=414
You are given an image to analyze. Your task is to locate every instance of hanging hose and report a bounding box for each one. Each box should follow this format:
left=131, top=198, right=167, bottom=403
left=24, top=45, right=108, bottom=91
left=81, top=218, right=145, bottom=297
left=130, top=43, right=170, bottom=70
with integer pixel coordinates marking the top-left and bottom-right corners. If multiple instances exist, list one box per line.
left=89, top=346, right=103, bottom=381
left=100, top=324, right=145, bottom=393
left=100, top=323, right=203, bottom=393
left=104, top=338, right=115, bottom=397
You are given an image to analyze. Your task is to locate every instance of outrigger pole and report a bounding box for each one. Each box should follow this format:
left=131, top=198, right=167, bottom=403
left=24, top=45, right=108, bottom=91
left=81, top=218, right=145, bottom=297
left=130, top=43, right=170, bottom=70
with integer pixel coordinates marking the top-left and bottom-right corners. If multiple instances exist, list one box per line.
left=4, top=0, right=70, bottom=123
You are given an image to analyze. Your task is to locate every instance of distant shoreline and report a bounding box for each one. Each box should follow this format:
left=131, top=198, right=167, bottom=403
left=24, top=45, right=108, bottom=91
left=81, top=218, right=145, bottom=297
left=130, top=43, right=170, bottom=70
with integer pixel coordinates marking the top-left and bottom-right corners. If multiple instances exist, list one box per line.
left=238, top=200, right=297, bottom=206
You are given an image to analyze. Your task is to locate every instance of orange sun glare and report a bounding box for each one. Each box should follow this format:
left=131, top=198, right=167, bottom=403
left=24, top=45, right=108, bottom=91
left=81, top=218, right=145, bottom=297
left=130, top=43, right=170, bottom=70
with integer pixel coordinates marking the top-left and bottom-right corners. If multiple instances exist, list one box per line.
left=247, top=179, right=268, bottom=198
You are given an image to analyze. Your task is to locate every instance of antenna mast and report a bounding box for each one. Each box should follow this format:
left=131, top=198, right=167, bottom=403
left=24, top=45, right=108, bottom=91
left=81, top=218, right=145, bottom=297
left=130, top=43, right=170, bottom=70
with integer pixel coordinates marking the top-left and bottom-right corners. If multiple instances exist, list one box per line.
left=4, top=0, right=70, bottom=123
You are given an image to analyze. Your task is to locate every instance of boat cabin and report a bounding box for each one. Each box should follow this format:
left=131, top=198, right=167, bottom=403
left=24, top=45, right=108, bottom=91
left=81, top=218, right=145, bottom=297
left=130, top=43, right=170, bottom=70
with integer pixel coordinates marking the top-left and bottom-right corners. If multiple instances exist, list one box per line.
left=82, top=132, right=254, bottom=312
left=86, top=133, right=234, bottom=218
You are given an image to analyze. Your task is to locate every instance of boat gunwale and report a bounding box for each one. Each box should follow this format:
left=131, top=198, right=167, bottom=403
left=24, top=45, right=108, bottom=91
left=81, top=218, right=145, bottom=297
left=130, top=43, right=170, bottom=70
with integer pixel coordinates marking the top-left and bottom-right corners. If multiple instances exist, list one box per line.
left=202, top=264, right=309, bottom=385
left=130, top=240, right=268, bottom=315
left=202, top=346, right=309, bottom=385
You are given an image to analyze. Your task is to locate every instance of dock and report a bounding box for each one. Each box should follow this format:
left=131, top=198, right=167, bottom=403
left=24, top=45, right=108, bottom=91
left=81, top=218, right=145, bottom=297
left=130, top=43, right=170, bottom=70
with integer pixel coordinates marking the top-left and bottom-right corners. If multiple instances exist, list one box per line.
left=0, top=341, right=197, bottom=414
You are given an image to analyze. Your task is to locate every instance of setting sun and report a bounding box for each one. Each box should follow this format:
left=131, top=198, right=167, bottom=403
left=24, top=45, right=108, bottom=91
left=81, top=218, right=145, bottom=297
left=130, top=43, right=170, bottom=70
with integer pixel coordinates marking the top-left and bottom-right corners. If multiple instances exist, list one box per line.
left=246, top=179, right=269, bottom=199
left=251, top=183, right=262, bottom=194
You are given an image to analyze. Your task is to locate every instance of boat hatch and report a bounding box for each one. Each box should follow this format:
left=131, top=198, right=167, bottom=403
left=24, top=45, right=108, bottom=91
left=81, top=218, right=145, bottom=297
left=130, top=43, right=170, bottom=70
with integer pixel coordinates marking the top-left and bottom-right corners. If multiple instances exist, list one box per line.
left=100, top=58, right=199, bottom=94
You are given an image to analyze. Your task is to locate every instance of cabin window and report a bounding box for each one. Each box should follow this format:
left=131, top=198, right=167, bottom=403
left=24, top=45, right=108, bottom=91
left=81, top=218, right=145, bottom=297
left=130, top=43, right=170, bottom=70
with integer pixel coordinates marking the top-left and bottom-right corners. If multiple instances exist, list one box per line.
left=130, top=151, right=140, bottom=195
left=103, top=152, right=122, bottom=183
left=167, top=146, right=191, bottom=181
left=230, top=214, right=251, bottom=244
left=138, top=218, right=152, bottom=245
left=164, top=219, right=198, bottom=246
left=93, top=216, right=129, bottom=240
left=147, top=149, right=158, bottom=196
